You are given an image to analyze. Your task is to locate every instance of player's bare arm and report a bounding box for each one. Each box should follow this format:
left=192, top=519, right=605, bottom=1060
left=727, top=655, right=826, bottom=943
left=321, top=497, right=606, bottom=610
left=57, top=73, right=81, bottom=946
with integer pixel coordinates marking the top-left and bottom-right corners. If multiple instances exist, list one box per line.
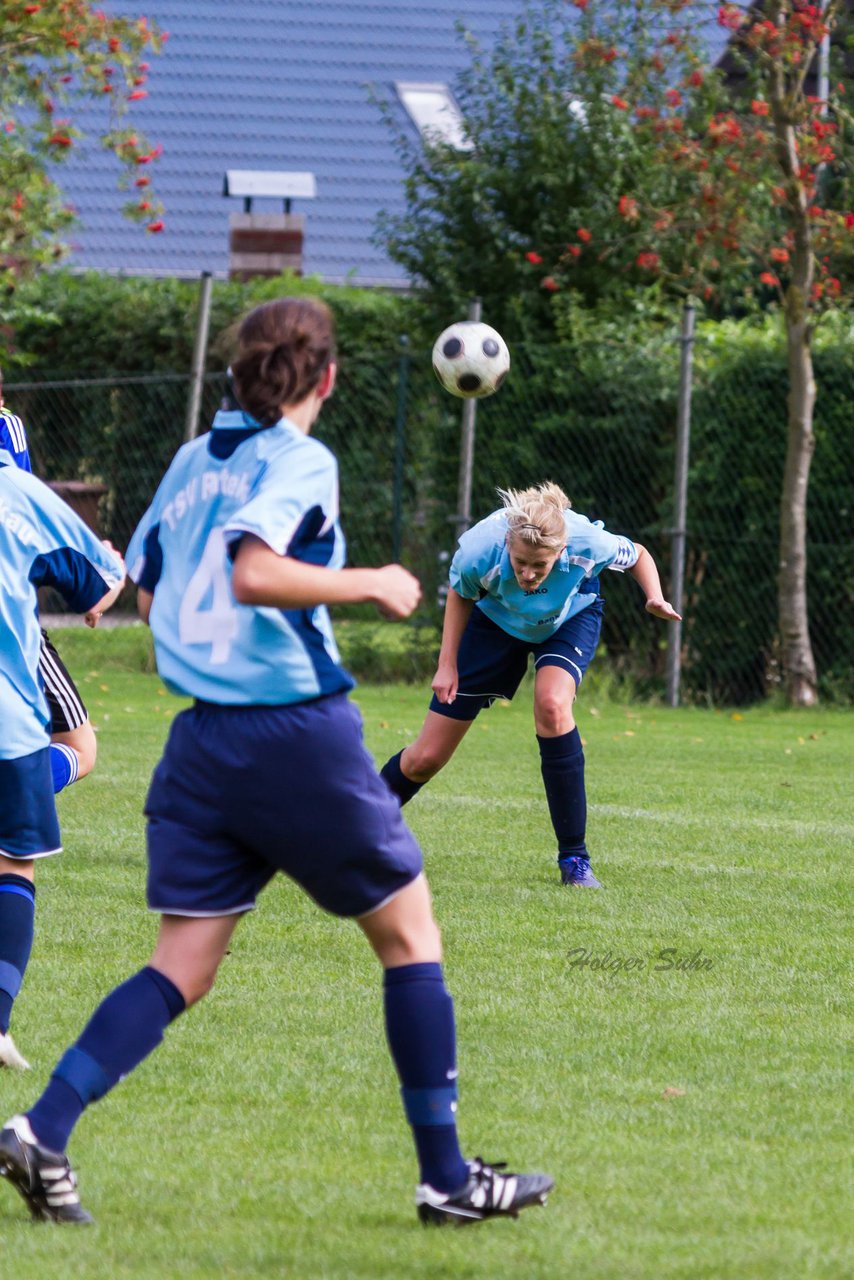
left=83, top=550, right=127, bottom=627
left=432, top=588, right=475, bottom=704
left=137, top=587, right=153, bottom=625
left=231, top=533, right=421, bottom=619
left=628, top=543, right=681, bottom=622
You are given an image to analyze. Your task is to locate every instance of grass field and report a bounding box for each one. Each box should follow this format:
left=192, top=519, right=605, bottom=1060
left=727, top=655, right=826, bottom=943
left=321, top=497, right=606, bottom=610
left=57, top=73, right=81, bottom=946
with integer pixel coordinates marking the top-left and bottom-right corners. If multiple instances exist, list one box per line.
left=2, top=628, right=851, bottom=1279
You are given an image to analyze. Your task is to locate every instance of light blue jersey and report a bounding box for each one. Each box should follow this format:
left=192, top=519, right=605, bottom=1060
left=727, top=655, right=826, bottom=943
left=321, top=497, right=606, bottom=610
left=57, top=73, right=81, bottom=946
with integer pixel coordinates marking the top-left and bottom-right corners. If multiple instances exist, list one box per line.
left=0, top=407, right=31, bottom=472
left=449, top=507, right=638, bottom=643
left=126, top=411, right=354, bottom=705
left=0, top=452, right=124, bottom=759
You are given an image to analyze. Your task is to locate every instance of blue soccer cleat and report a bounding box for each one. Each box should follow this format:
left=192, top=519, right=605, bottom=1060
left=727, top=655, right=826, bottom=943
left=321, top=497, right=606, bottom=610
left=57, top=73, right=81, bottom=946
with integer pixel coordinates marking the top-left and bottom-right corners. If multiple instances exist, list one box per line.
left=559, top=855, right=603, bottom=888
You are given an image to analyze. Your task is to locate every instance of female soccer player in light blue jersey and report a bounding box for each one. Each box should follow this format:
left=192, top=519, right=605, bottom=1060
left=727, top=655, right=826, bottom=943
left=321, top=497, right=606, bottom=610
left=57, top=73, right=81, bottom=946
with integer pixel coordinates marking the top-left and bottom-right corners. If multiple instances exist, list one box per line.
left=0, top=298, right=553, bottom=1227
left=0, top=457, right=125, bottom=1072
left=0, top=368, right=102, bottom=797
left=381, top=481, right=680, bottom=887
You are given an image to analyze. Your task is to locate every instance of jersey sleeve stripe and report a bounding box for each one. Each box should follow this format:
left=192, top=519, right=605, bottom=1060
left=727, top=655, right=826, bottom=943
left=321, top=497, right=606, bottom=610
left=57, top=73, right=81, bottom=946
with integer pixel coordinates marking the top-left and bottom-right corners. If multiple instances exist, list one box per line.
left=611, top=538, right=639, bottom=570
left=0, top=411, right=26, bottom=453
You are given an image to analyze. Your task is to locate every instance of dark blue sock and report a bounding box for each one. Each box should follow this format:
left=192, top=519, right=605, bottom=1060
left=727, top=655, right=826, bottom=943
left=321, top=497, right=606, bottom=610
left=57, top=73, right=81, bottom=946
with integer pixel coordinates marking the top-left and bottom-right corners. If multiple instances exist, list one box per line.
left=384, top=962, right=468, bottom=1194
left=380, top=751, right=424, bottom=807
left=28, top=966, right=186, bottom=1153
left=0, top=875, right=36, bottom=1034
left=50, top=743, right=79, bottom=794
left=537, top=727, right=588, bottom=861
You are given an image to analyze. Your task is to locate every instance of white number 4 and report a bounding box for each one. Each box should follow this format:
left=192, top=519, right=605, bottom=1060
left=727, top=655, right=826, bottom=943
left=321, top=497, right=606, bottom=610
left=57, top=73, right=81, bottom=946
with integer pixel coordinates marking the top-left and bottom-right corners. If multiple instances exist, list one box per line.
left=178, top=528, right=239, bottom=665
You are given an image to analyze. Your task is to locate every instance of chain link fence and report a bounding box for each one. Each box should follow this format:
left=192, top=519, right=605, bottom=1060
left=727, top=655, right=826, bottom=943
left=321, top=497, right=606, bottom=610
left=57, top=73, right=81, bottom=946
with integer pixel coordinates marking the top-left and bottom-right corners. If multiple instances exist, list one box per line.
left=7, top=329, right=854, bottom=704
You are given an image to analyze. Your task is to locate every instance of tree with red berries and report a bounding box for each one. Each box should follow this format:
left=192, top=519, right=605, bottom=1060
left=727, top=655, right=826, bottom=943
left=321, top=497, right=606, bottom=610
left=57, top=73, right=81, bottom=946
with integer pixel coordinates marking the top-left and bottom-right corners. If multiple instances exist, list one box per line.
left=380, top=0, right=854, bottom=705
left=0, top=1, right=165, bottom=301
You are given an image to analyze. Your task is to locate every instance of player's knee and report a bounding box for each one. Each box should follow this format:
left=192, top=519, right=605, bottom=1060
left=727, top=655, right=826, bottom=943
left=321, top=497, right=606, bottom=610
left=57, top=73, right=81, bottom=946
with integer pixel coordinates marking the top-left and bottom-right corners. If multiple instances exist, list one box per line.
left=535, top=694, right=574, bottom=736
left=404, top=743, right=449, bottom=782
left=180, top=967, right=218, bottom=1007
left=387, top=915, right=442, bottom=966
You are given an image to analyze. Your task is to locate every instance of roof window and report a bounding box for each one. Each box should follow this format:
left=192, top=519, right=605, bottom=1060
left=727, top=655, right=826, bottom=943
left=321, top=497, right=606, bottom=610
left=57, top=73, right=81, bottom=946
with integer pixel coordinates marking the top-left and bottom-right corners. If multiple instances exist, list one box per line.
left=395, top=82, right=471, bottom=150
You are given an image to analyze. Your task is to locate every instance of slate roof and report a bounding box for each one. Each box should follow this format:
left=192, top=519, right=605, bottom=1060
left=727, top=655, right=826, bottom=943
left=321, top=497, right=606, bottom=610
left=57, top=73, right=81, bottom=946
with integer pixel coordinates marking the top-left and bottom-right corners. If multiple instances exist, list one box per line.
left=59, top=1, right=525, bottom=285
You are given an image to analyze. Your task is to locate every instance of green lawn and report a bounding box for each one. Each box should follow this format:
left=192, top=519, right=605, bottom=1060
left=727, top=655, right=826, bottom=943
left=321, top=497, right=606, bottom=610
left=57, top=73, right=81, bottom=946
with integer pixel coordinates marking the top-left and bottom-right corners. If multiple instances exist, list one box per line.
left=2, top=629, right=851, bottom=1279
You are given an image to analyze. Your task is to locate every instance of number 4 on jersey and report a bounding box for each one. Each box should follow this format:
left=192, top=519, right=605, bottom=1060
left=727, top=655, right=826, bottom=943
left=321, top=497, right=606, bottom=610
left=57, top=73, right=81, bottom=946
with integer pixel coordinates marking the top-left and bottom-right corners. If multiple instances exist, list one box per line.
left=178, top=528, right=239, bottom=664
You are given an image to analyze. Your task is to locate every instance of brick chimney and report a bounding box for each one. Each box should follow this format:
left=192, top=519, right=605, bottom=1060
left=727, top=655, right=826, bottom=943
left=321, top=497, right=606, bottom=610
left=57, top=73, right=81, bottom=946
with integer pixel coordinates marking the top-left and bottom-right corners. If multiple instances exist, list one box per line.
left=228, top=213, right=305, bottom=280
left=223, top=170, right=316, bottom=282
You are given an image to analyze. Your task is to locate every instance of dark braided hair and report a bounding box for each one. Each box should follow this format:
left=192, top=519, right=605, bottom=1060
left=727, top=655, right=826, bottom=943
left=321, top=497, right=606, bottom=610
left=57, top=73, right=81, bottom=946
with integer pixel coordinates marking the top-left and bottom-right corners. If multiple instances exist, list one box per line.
left=231, top=297, right=336, bottom=426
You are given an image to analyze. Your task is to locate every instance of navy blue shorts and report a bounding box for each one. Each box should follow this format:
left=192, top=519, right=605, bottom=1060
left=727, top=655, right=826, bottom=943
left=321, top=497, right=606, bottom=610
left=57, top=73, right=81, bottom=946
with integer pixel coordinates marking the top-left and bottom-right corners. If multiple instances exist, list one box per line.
left=144, top=693, right=422, bottom=918
left=0, top=748, right=62, bottom=859
left=430, top=597, right=604, bottom=722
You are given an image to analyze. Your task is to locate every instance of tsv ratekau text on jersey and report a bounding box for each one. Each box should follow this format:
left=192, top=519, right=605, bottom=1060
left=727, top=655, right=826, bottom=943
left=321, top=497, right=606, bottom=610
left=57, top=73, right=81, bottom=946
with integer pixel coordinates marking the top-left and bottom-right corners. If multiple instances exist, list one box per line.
left=158, top=466, right=251, bottom=532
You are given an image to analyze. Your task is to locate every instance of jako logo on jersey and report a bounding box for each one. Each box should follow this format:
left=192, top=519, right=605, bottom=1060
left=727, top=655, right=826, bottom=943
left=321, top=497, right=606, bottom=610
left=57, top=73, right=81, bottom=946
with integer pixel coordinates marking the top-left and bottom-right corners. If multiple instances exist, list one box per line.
left=523, top=586, right=548, bottom=596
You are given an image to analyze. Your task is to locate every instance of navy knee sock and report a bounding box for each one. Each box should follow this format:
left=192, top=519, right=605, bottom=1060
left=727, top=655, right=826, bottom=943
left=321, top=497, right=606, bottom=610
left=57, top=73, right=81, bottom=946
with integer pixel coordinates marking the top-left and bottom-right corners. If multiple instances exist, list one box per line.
left=384, top=962, right=468, bottom=1194
left=380, top=750, right=424, bottom=807
left=0, top=875, right=36, bottom=1035
left=28, top=966, right=186, bottom=1153
left=537, top=728, right=588, bottom=860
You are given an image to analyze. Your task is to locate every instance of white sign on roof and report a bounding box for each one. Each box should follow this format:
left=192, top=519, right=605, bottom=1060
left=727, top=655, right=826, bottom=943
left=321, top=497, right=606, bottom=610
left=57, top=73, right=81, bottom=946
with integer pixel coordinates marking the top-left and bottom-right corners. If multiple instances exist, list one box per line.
left=223, top=170, right=317, bottom=200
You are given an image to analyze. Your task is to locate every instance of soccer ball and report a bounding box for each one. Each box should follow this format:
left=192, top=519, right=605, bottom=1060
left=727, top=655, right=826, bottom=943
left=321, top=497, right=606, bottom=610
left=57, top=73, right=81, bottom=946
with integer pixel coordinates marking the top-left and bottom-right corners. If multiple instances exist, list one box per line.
left=431, top=321, right=510, bottom=399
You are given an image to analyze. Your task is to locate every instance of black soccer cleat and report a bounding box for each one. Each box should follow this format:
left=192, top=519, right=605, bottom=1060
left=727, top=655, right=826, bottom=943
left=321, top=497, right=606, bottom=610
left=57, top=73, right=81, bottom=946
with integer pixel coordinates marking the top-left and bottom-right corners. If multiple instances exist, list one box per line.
left=416, top=1156, right=554, bottom=1225
left=0, top=1115, right=93, bottom=1225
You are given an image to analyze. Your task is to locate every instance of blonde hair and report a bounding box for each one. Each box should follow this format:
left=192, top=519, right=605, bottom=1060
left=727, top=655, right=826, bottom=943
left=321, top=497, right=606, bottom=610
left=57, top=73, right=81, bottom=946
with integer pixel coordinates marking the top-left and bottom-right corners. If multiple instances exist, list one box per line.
left=498, top=481, right=570, bottom=551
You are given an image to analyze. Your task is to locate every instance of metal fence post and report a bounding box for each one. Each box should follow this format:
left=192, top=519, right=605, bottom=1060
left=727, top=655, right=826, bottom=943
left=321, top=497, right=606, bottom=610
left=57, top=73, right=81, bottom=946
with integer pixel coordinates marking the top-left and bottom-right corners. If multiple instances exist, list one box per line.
left=391, top=335, right=409, bottom=563
left=666, top=302, right=695, bottom=707
left=453, top=296, right=482, bottom=542
left=184, top=271, right=213, bottom=441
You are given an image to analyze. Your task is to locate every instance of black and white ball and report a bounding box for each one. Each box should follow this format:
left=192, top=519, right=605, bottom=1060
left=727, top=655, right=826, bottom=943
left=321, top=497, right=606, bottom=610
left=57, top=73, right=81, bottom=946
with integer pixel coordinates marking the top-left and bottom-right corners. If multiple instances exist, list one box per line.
left=432, top=321, right=510, bottom=399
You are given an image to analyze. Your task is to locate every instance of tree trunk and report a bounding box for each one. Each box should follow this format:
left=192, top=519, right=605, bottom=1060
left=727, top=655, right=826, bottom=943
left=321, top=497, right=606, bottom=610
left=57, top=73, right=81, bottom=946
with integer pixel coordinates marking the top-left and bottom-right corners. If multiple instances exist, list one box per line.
left=769, top=49, right=820, bottom=708
left=780, top=304, right=818, bottom=706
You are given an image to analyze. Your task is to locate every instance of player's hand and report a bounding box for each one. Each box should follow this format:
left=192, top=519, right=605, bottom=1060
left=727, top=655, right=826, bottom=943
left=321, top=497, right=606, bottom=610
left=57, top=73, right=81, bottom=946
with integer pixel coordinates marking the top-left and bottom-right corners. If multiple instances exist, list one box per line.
left=373, top=565, right=422, bottom=620
left=431, top=662, right=459, bottom=704
left=645, top=598, right=682, bottom=622
left=84, top=607, right=103, bottom=628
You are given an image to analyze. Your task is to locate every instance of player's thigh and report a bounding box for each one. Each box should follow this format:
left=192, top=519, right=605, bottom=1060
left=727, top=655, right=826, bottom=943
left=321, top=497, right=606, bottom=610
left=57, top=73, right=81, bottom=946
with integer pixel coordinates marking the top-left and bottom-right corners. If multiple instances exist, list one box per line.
left=357, top=873, right=441, bottom=967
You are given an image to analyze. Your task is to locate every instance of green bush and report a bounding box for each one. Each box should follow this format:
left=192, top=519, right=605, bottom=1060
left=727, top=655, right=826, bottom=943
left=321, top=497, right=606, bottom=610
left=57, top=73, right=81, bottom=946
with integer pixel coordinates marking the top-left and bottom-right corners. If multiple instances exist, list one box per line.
left=48, top=618, right=440, bottom=687
left=6, top=269, right=423, bottom=376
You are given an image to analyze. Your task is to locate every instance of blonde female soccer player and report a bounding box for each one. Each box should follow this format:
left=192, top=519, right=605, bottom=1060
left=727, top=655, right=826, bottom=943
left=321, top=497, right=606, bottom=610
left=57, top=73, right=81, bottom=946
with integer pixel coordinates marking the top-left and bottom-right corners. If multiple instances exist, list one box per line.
left=381, top=482, right=680, bottom=887
left=0, top=299, right=552, bottom=1227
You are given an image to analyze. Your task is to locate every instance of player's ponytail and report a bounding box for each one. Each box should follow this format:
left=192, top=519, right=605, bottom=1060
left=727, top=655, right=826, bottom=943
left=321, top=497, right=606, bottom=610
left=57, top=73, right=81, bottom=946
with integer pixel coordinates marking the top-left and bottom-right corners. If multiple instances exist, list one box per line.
left=498, top=481, right=570, bottom=550
left=231, top=297, right=336, bottom=426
